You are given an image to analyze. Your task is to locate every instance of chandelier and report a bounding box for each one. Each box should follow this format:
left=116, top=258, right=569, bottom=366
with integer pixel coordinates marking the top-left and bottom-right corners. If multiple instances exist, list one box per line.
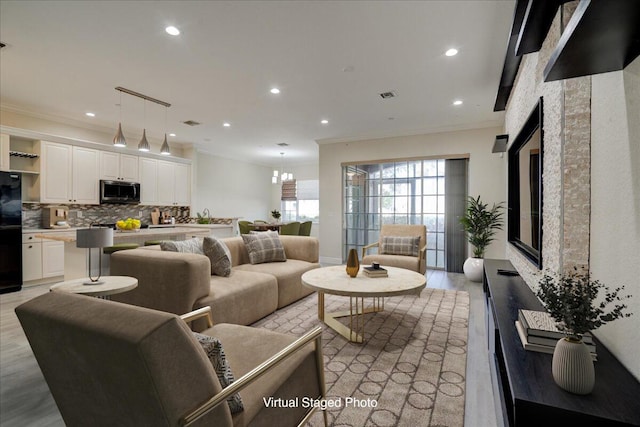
left=112, top=86, right=172, bottom=156
left=272, top=152, right=293, bottom=184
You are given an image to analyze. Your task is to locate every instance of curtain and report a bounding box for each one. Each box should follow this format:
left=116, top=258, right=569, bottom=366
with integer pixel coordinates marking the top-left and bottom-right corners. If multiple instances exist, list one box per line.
left=444, top=159, right=468, bottom=273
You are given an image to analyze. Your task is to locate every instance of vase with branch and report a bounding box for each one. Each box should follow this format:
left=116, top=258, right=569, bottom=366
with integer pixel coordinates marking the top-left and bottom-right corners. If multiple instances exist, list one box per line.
left=536, top=268, right=633, bottom=394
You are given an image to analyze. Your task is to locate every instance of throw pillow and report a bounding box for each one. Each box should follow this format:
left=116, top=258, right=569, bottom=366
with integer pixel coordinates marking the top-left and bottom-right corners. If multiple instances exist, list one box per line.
left=241, top=231, right=287, bottom=264
left=193, top=333, right=244, bottom=414
left=203, top=237, right=232, bottom=277
left=160, top=238, right=203, bottom=254
left=380, top=235, right=421, bottom=257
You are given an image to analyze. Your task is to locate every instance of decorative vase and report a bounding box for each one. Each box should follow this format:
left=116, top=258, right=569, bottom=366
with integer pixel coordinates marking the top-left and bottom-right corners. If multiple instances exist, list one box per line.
left=346, top=248, right=359, bottom=278
left=552, top=337, right=595, bottom=395
left=463, top=257, right=484, bottom=282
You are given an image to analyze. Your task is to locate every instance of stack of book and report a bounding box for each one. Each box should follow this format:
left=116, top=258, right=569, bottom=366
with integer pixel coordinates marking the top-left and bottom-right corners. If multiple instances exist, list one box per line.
left=362, top=266, right=388, bottom=278
left=515, top=309, right=597, bottom=361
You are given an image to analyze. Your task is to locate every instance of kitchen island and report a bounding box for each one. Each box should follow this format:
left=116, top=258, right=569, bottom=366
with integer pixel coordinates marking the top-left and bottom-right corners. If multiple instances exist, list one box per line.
left=36, top=227, right=210, bottom=280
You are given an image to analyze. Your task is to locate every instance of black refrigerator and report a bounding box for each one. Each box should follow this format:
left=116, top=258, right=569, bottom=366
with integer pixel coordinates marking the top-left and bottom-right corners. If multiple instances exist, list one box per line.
left=0, top=171, right=22, bottom=293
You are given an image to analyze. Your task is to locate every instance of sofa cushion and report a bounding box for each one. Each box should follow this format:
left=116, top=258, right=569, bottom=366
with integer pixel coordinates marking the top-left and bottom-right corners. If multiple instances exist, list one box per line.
left=193, top=270, right=278, bottom=329
left=241, top=231, right=286, bottom=264
left=235, top=260, right=319, bottom=309
left=380, top=235, right=420, bottom=257
left=203, top=237, right=232, bottom=277
left=193, top=332, right=244, bottom=414
left=362, top=253, right=421, bottom=272
left=160, top=237, right=203, bottom=255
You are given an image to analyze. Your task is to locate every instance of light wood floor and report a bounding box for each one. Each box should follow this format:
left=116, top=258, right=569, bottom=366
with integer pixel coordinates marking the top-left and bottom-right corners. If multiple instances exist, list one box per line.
left=0, top=270, right=497, bottom=427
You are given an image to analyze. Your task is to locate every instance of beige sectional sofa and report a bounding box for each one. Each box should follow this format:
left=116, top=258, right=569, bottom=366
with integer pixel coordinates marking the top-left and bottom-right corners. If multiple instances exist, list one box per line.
left=110, top=235, right=320, bottom=330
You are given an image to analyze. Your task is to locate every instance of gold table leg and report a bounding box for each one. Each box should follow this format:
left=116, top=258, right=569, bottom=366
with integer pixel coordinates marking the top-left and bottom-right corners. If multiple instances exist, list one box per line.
left=320, top=296, right=384, bottom=343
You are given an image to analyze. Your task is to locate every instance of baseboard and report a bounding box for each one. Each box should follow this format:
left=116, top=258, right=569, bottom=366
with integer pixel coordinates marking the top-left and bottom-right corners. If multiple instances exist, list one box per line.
left=319, top=256, right=342, bottom=265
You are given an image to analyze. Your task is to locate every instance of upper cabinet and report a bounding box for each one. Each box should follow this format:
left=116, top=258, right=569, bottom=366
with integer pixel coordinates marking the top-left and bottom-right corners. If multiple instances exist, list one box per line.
left=139, top=157, right=190, bottom=206
left=99, top=151, right=139, bottom=182
left=139, top=157, right=158, bottom=205
left=41, top=142, right=99, bottom=204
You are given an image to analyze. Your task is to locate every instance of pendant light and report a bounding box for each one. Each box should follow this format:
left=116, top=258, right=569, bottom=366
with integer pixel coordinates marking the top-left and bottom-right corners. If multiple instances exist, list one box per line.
left=160, top=105, right=171, bottom=155
left=138, top=99, right=150, bottom=152
left=112, top=91, right=127, bottom=147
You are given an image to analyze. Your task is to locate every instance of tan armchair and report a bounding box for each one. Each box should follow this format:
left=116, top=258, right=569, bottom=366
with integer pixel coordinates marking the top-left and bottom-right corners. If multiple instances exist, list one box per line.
left=16, top=292, right=327, bottom=427
left=361, top=224, right=427, bottom=274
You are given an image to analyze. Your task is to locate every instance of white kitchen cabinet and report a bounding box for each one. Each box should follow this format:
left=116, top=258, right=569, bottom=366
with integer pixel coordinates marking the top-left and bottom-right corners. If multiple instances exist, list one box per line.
left=22, top=240, right=43, bottom=282
left=42, top=241, right=65, bottom=278
left=174, top=163, right=191, bottom=206
left=41, top=142, right=99, bottom=204
left=100, top=151, right=139, bottom=182
left=139, top=157, right=158, bottom=205
left=157, top=160, right=190, bottom=206
left=0, top=133, right=9, bottom=171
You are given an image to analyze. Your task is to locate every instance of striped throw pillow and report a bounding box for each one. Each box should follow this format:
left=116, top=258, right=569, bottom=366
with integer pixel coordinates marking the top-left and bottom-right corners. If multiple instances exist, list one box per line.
left=241, top=231, right=287, bottom=264
left=380, top=235, right=420, bottom=257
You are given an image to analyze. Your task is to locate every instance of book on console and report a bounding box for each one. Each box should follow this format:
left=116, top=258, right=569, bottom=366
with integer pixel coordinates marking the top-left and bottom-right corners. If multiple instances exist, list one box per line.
left=518, top=309, right=593, bottom=344
left=515, top=321, right=597, bottom=360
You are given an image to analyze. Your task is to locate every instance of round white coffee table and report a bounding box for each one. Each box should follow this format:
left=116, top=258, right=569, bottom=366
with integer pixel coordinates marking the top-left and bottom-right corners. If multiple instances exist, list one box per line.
left=301, top=265, right=426, bottom=343
left=50, top=276, right=138, bottom=299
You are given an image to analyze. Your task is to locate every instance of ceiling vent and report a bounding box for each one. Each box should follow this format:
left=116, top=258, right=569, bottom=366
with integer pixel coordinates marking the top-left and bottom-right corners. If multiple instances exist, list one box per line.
left=183, top=120, right=201, bottom=126
left=379, top=91, right=396, bottom=99
left=277, top=142, right=290, bottom=147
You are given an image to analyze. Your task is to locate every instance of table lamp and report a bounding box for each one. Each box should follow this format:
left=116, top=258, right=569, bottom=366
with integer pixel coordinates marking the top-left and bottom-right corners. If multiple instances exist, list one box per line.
left=76, top=227, right=113, bottom=285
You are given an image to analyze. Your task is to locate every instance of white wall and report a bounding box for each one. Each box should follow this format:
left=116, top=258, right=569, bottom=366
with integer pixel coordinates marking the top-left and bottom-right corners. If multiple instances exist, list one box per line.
left=193, top=151, right=273, bottom=221
left=318, top=126, right=507, bottom=263
left=590, top=57, right=640, bottom=379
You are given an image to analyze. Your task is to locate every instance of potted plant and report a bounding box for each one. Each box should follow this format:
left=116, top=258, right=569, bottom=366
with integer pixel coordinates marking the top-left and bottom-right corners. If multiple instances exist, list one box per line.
left=537, top=269, right=632, bottom=394
left=459, top=195, right=504, bottom=282
left=270, top=209, right=281, bottom=223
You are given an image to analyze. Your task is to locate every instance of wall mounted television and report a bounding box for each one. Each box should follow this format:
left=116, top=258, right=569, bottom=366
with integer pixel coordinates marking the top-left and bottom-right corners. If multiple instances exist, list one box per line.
left=508, top=97, right=543, bottom=269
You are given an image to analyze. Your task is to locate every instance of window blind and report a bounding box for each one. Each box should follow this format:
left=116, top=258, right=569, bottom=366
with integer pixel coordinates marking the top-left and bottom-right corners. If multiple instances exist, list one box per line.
left=281, top=179, right=297, bottom=201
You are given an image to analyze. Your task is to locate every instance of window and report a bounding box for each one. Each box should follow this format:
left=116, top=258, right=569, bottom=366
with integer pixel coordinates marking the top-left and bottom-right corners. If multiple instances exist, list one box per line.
left=344, top=160, right=446, bottom=269
left=282, top=179, right=319, bottom=222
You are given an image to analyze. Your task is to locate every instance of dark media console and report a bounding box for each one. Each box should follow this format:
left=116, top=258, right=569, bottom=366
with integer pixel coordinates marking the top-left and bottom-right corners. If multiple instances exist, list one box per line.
left=483, top=259, right=640, bottom=427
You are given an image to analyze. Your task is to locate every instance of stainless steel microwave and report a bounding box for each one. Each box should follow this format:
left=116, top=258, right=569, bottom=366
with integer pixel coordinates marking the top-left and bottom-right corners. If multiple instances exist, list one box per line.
left=100, top=180, right=140, bottom=204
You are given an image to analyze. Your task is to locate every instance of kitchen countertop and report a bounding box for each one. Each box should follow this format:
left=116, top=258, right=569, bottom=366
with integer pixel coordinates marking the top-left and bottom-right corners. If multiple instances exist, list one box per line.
left=34, top=227, right=211, bottom=243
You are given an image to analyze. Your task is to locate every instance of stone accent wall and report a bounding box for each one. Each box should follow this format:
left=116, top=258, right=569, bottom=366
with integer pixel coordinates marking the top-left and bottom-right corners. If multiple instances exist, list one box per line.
left=505, top=2, right=591, bottom=287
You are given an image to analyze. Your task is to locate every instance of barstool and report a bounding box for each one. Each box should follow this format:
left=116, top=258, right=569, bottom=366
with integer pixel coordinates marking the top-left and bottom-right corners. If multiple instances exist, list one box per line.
left=144, top=240, right=163, bottom=246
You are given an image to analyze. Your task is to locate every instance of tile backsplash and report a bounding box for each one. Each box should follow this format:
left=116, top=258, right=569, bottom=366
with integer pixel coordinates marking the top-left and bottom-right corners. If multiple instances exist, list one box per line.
left=22, top=203, right=191, bottom=228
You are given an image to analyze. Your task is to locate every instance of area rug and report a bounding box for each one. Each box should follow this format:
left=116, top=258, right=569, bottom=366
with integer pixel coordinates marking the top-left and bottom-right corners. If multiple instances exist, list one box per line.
left=252, top=287, right=470, bottom=427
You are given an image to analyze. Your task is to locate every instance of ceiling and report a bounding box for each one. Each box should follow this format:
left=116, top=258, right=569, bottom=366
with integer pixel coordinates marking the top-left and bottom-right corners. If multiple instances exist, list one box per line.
left=0, top=0, right=515, bottom=166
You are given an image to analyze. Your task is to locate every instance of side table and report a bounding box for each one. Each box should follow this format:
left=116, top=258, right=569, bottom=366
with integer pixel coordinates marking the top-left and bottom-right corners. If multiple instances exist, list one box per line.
left=50, top=276, right=138, bottom=299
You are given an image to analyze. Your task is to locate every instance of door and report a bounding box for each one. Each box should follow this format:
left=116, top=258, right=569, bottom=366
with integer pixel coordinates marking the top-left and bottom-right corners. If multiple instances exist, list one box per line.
left=0, top=171, right=22, bottom=291
left=139, top=157, right=158, bottom=205
left=157, top=160, right=175, bottom=206
left=22, top=241, right=42, bottom=282
left=119, top=154, right=139, bottom=182
left=99, top=151, right=120, bottom=181
left=42, top=241, right=64, bottom=278
left=174, top=163, right=190, bottom=206
left=41, top=142, right=72, bottom=203
left=0, top=134, right=9, bottom=172
left=72, top=146, right=99, bottom=204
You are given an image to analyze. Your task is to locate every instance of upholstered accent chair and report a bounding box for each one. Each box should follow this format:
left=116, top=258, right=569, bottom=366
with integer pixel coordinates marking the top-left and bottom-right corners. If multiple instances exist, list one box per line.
left=238, top=221, right=253, bottom=235
left=16, top=292, right=327, bottom=427
left=279, top=221, right=300, bottom=235
left=298, top=221, right=312, bottom=236
left=361, top=224, right=427, bottom=274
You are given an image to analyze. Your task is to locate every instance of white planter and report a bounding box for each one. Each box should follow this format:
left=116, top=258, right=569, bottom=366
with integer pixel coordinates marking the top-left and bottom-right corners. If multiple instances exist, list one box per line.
left=552, top=337, right=595, bottom=395
left=463, top=257, right=484, bottom=282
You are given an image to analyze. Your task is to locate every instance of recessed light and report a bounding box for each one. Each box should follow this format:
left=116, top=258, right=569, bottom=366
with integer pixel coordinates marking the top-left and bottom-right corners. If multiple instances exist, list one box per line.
left=223, top=122, right=231, bottom=127
left=169, top=133, right=176, bottom=137
left=85, top=112, right=95, bottom=117
left=445, top=48, right=458, bottom=57
left=165, top=26, right=180, bottom=36
left=270, top=88, right=280, bottom=94
left=321, top=119, right=329, bottom=125
left=453, top=100, right=463, bottom=106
